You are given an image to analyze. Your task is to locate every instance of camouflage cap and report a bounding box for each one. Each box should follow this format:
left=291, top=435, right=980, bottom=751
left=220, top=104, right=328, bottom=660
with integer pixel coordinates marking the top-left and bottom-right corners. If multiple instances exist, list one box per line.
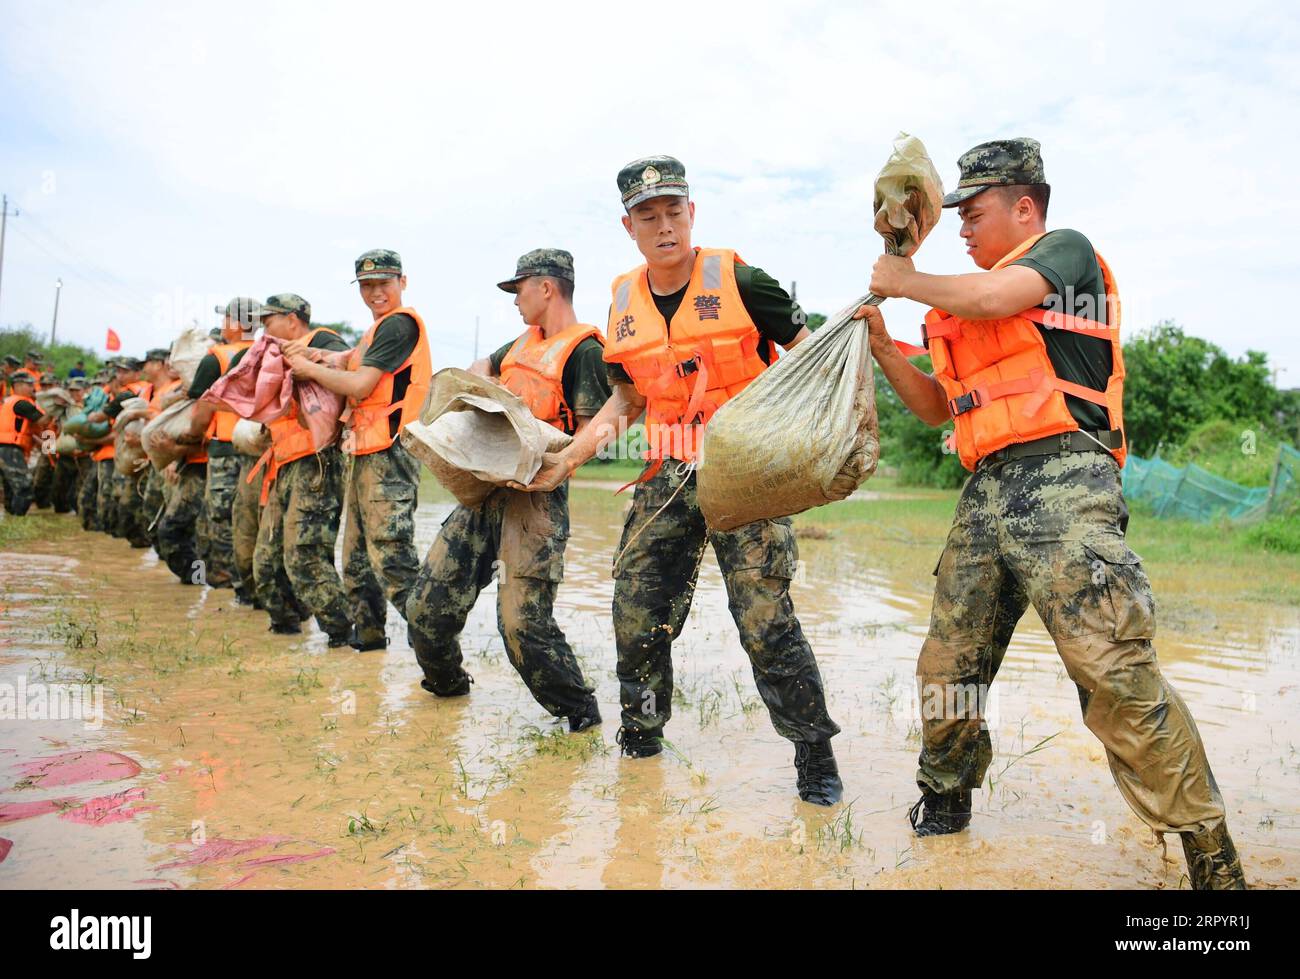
left=253, top=293, right=312, bottom=320
left=942, top=138, right=1047, bottom=208
left=213, top=297, right=265, bottom=327
left=353, top=249, right=403, bottom=282
left=115, top=356, right=144, bottom=371
left=9, top=370, right=35, bottom=385
left=496, top=248, right=575, bottom=293
left=40, top=372, right=57, bottom=385
left=26, top=349, right=42, bottom=360
left=67, top=376, right=89, bottom=390
left=145, top=347, right=171, bottom=363
left=208, top=326, right=225, bottom=341
left=3, top=354, right=20, bottom=367
left=618, top=156, right=689, bottom=209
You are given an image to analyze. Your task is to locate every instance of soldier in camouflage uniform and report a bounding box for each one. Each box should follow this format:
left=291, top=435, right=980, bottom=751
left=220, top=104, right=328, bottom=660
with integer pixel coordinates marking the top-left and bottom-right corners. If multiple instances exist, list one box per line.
left=50, top=377, right=89, bottom=514
left=0, top=372, right=53, bottom=515
left=861, top=138, right=1245, bottom=889
left=111, top=351, right=169, bottom=548
left=518, top=159, right=843, bottom=805
left=281, top=250, right=430, bottom=652
left=247, top=294, right=352, bottom=643
left=232, top=447, right=265, bottom=606
left=406, top=249, right=605, bottom=728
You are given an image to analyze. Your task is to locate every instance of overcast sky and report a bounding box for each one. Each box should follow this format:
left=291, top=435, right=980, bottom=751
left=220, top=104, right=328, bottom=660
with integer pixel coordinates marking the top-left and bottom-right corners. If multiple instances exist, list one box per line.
left=1, top=0, right=1297, bottom=384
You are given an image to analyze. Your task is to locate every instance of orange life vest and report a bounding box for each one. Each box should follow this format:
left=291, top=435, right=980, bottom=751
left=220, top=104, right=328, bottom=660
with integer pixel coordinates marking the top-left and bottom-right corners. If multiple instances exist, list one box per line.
left=0, top=394, right=39, bottom=458
left=500, top=323, right=604, bottom=433
left=92, top=379, right=153, bottom=463
left=205, top=340, right=253, bottom=443
left=604, top=247, right=775, bottom=464
left=345, top=307, right=432, bottom=456
left=921, top=233, right=1125, bottom=471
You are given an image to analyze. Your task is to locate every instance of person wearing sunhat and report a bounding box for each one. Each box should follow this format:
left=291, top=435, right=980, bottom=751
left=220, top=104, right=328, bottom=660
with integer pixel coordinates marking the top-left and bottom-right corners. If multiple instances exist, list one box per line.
left=518, top=156, right=844, bottom=805
left=856, top=137, right=1244, bottom=889
left=404, top=249, right=607, bottom=729
left=238, top=293, right=354, bottom=643
left=0, top=370, right=55, bottom=515
left=170, top=298, right=262, bottom=589
left=281, top=249, right=431, bottom=652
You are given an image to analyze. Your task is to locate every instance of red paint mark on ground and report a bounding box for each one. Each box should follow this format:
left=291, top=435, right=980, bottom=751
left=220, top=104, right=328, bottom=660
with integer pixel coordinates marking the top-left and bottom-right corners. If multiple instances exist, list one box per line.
left=58, top=787, right=156, bottom=826
left=241, top=846, right=335, bottom=867
left=157, top=835, right=292, bottom=870
left=223, top=873, right=259, bottom=889
left=132, top=878, right=180, bottom=889
left=0, top=798, right=78, bottom=824
left=14, top=750, right=142, bottom=788
left=0, top=837, right=12, bottom=862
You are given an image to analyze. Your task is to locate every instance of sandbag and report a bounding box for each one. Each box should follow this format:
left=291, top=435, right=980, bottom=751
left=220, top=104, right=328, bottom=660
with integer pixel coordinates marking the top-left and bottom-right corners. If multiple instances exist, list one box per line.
left=54, top=433, right=81, bottom=455
left=141, top=398, right=198, bottom=471
left=114, top=418, right=149, bottom=475
left=62, top=411, right=110, bottom=441
left=400, top=367, right=572, bottom=508
left=697, top=300, right=880, bottom=531
left=697, top=132, right=944, bottom=531
left=36, top=387, right=77, bottom=420
left=116, top=396, right=150, bottom=424
left=81, top=386, right=108, bottom=415
left=168, top=326, right=212, bottom=390
left=232, top=419, right=271, bottom=457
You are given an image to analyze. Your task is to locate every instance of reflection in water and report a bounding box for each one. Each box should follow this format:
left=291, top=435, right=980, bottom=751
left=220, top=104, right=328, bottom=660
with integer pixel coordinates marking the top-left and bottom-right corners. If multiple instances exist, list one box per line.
left=0, top=488, right=1297, bottom=889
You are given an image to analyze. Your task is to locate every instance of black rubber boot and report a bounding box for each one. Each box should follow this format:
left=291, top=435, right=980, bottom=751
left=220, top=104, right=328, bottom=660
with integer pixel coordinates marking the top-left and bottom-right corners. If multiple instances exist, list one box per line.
left=421, top=670, right=474, bottom=698
left=1182, top=823, right=1247, bottom=890
left=568, top=698, right=602, bottom=733
left=794, top=742, right=843, bottom=806
left=327, top=632, right=353, bottom=649
left=268, top=621, right=302, bottom=636
left=615, top=726, right=662, bottom=758
left=349, top=625, right=389, bottom=652
left=908, top=787, right=972, bottom=836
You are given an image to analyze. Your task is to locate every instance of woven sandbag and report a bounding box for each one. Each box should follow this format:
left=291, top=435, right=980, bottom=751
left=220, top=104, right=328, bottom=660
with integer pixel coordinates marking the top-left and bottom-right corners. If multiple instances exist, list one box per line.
left=231, top=419, right=271, bottom=457
left=141, top=397, right=198, bottom=470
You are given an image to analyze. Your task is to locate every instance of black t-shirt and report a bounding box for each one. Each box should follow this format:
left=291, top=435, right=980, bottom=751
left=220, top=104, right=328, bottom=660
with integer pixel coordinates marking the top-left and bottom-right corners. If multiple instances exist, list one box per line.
left=360, top=313, right=419, bottom=373
left=489, top=334, right=612, bottom=422
left=605, top=262, right=805, bottom=386
left=188, top=348, right=249, bottom=401
left=1011, top=229, right=1113, bottom=432
left=12, top=398, right=42, bottom=427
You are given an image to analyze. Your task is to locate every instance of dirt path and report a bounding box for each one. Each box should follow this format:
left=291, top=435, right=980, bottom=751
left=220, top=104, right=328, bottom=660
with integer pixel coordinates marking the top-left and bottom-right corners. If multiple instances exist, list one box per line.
left=1, top=494, right=1296, bottom=889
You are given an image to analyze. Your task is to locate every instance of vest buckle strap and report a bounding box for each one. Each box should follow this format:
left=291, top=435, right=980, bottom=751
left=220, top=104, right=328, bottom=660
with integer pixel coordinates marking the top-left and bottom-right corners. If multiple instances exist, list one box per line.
left=674, top=356, right=701, bottom=379
left=949, top=390, right=983, bottom=416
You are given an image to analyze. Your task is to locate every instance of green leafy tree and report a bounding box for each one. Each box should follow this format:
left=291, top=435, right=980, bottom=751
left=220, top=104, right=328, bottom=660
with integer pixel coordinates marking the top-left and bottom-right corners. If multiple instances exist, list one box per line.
left=1, top=325, right=102, bottom=379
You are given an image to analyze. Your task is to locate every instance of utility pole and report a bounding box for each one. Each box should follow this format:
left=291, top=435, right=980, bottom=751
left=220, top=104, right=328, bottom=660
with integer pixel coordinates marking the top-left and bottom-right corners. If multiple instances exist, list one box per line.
left=51, top=278, right=62, bottom=344
left=0, top=194, right=18, bottom=323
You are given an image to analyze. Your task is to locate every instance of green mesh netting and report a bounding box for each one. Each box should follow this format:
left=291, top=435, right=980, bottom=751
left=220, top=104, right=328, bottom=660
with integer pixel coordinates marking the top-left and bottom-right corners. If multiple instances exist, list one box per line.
left=1123, top=443, right=1299, bottom=521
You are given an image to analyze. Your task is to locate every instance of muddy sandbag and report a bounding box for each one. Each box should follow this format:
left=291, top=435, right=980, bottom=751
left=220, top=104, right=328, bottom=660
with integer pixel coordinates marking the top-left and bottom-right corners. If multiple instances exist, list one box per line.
left=697, top=301, right=880, bottom=531
left=399, top=367, right=572, bottom=508
left=168, top=326, right=211, bottom=390
left=116, top=396, right=150, bottom=424
left=36, top=387, right=76, bottom=420
left=697, top=132, right=944, bottom=532
left=114, top=418, right=149, bottom=474
left=232, top=419, right=271, bottom=457
left=62, top=411, right=110, bottom=441
left=54, top=433, right=81, bottom=455
left=141, top=397, right=198, bottom=470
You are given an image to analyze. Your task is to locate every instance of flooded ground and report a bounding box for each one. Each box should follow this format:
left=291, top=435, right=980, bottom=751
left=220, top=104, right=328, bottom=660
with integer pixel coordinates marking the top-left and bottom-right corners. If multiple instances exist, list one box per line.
left=1, top=479, right=1297, bottom=889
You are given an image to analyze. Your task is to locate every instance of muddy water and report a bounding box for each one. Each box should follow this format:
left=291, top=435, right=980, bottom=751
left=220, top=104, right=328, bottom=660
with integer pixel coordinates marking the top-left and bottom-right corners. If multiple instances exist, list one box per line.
left=1, top=485, right=1297, bottom=890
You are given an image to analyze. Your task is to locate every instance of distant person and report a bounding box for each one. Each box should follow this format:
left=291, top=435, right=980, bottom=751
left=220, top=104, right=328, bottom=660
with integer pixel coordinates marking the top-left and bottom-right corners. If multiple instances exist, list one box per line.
left=68, top=361, right=87, bottom=379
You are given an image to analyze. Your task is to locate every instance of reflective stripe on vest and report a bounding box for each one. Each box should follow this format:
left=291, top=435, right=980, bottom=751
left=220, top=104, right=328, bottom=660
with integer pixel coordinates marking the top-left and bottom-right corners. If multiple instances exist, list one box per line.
left=0, top=395, right=38, bottom=458
left=499, top=323, right=604, bottom=433
left=345, top=307, right=432, bottom=456
left=603, top=247, right=773, bottom=464
left=925, top=233, right=1126, bottom=471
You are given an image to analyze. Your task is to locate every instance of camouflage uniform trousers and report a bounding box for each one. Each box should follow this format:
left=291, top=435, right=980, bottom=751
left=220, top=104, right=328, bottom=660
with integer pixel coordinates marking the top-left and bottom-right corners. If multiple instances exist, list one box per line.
left=141, top=468, right=167, bottom=550
left=613, top=463, right=840, bottom=744
left=919, top=450, right=1227, bottom=835
left=406, top=483, right=596, bottom=717
left=156, top=463, right=207, bottom=584
left=77, top=455, right=100, bottom=530
left=114, top=464, right=152, bottom=546
left=232, top=455, right=263, bottom=602
left=253, top=449, right=350, bottom=639
left=51, top=454, right=80, bottom=513
left=95, top=459, right=119, bottom=536
left=342, top=441, right=421, bottom=646
left=0, top=444, right=33, bottom=515
left=32, top=450, right=55, bottom=509
left=203, top=454, right=242, bottom=585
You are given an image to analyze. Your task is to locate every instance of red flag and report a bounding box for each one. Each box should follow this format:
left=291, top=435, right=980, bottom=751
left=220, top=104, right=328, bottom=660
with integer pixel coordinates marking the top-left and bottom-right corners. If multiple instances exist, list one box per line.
left=105, top=328, right=121, bottom=352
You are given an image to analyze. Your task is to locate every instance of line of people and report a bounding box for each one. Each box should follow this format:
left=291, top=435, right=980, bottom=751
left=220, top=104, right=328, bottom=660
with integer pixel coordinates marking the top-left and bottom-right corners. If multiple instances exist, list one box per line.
left=0, top=143, right=1246, bottom=889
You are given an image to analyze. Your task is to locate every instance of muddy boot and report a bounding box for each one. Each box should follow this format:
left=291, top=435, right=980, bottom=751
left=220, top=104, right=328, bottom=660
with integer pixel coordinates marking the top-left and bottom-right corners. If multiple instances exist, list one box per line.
left=349, top=624, right=389, bottom=652
left=908, top=787, right=972, bottom=836
left=1182, top=823, right=1247, bottom=890
left=269, top=620, right=302, bottom=636
left=615, top=726, right=662, bottom=758
left=234, top=590, right=261, bottom=609
left=421, top=669, right=473, bottom=698
left=327, top=631, right=353, bottom=649
left=794, top=742, right=843, bottom=806
left=568, top=697, right=602, bottom=734
left=206, top=570, right=234, bottom=589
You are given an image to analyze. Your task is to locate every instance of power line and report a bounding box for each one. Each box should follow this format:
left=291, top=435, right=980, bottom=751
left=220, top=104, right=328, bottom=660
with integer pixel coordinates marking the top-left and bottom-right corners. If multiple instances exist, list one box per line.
left=8, top=224, right=154, bottom=319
